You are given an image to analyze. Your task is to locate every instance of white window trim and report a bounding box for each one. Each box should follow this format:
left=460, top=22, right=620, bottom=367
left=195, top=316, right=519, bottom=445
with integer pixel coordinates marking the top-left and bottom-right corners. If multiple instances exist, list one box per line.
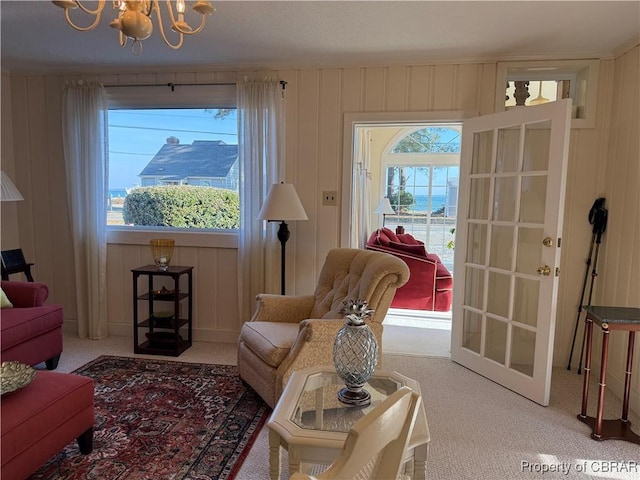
left=107, top=228, right=238, bottom=248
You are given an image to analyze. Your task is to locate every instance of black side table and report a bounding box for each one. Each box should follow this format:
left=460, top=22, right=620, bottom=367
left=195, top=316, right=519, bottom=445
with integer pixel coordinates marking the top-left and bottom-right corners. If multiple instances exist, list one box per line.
left=578, top=305, right=640, bottom=444
left=131, top=265, right=194, bottom=357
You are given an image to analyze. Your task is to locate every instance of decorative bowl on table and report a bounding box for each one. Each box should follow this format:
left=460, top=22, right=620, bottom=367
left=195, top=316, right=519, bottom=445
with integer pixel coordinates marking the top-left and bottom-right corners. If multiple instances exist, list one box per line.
left=150, top=310, right=174, bottom=328
left=152, top=286, right=177, bottom=299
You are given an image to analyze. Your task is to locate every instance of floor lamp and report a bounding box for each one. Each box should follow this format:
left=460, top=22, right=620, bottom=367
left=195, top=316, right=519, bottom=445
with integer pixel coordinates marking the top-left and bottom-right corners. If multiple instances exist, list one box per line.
left=257, top=183, right=308, bottom=295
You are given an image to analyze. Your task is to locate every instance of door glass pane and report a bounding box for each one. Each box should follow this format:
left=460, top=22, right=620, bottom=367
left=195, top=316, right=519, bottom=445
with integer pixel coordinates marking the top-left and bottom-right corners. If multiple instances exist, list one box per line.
left=471, top=130, right=493, bottom=174
left=523, top=121, right=551, bottom=171
left=464, top=267, right=485, bottom=310
left=516, top=227, right=543, bottom=274
left=520, top=175, right=547, bottom=223
left=510, top=326, right=536, bottom=377
left=495, top=127, right=520, bottom=173
left=466, top=223, right=487, bottom=265
left=489, top=225, right=513, bottom=270
left=485, top=317, right=507, bottom=365
left=487, top=271, right=510, bottom=318
left=514, top=277, right=539, bottom=327
left=463, top=310, right=482, bottom=354
left=493, top=176, right=517, bottom=221
left=469, top=178, right=491, bottom=220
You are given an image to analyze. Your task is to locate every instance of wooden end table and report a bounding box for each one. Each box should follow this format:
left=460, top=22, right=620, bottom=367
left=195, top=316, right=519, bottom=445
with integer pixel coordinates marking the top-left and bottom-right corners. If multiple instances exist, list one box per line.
left=578, top=305, right=640, bottom=444
left=131, top=265, right=194, bottom=357
left=267, top=366, right=430, bottom=480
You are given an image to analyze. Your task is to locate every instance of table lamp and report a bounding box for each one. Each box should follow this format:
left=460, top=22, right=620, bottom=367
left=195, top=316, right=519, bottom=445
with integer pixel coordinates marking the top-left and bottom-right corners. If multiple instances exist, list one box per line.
left=1, top=171, right=24, bottom=202
left=374, top=197, right=394, bottom=226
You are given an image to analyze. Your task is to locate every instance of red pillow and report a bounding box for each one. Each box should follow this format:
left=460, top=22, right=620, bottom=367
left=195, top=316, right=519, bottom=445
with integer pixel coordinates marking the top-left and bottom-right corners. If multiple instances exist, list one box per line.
left=389, top=241, right=427, bottom=257
left=375, top=228, right=399, bottom=246
left=396, top=233, right=423, bottom=245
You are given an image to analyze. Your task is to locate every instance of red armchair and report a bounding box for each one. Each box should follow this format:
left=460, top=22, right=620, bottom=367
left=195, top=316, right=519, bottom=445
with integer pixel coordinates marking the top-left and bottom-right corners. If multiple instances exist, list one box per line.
left=366, top=228, right=453, bottom=311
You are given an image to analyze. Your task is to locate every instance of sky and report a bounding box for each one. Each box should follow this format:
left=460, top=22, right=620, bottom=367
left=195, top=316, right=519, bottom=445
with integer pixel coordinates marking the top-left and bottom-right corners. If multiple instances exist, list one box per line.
left=108, top=111, right=458, bottom=203
left=108, top=108, right=237, bottom=190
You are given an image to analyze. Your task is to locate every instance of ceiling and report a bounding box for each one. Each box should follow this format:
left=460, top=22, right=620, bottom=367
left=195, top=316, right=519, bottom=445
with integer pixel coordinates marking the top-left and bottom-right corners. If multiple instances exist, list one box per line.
left=1, top=1, right=639, bottom=74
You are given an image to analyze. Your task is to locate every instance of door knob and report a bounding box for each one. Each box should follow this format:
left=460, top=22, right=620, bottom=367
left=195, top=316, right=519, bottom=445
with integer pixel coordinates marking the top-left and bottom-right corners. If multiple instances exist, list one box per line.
left=537, top=265, right=551, bottom=276
left=543, top=237, right=554, bottom=247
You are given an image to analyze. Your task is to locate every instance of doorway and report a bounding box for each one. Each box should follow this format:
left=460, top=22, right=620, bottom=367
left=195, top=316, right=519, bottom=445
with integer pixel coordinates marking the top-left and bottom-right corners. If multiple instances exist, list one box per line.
left=341, top=115, right=464, bottom=357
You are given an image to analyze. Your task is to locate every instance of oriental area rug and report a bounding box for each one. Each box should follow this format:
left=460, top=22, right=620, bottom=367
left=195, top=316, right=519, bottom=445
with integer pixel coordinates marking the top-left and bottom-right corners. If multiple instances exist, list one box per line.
left=29, top=356, right=269, bottom=480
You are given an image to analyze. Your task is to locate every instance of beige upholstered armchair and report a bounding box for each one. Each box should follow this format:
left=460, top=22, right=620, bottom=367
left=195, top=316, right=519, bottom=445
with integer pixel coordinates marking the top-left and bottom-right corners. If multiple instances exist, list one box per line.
left=237, top=248, right=410, bottom=408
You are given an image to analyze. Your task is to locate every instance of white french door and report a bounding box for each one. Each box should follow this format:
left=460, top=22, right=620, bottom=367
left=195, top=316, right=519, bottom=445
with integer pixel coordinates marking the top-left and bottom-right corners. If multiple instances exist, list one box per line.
left=451, top=99, right=572, bottom=406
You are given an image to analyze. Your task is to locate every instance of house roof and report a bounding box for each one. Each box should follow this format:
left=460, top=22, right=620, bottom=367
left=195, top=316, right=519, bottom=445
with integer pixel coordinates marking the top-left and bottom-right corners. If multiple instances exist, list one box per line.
left=139, top=141, right=238, bottom=179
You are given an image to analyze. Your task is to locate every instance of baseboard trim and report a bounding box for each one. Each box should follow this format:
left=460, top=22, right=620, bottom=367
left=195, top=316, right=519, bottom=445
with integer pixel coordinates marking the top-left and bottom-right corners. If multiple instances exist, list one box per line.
left=63, top=320, right=240, bottom=344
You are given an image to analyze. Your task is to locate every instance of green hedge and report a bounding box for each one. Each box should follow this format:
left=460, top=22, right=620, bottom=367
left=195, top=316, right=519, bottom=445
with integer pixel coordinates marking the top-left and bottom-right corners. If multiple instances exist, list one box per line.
left=123, top=185, right=239, bottom=229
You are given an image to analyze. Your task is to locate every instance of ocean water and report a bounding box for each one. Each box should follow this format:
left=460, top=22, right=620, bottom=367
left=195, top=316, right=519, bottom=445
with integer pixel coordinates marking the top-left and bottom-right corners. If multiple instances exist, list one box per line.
left=411, top=195, right=447, bottom=212
left=108, top=189, right=128, bottom=198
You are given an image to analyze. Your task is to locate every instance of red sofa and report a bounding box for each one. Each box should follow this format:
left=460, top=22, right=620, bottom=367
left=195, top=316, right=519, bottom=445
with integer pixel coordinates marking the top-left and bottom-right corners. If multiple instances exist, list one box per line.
left=366, top=228, right=453, bottom=311
left=1, top=281, right=64, bottom=369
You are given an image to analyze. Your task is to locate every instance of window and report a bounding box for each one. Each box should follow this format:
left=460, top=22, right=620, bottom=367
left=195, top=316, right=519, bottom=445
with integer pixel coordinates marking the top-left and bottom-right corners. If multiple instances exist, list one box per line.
left=106, top=84, right=238, bottom=232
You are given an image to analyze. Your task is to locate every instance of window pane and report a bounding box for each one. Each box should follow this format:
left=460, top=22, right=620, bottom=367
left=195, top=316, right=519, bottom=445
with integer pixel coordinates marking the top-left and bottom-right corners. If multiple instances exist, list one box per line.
left=107, top=108, right=238, bottom=229
left=382, top=164, right=458, bottom=272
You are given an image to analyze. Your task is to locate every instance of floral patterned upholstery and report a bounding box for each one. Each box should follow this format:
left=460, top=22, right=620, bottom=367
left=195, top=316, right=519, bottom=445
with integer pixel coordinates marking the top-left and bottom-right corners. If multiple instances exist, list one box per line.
left=237, top=248, right=410, bottom=408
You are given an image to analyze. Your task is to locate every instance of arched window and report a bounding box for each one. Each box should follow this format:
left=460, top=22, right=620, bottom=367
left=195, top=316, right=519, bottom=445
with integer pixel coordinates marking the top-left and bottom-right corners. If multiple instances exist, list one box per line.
left=391, top=127, right=461, bottom=154
left=382, top=126, right=460, bottom=270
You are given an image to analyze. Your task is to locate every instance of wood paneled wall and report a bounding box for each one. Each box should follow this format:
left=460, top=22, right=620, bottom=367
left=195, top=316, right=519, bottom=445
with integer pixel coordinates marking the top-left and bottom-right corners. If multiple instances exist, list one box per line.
left=2, top=49, right=638, bottom=410
left=597, top=46, right=640, bottom=409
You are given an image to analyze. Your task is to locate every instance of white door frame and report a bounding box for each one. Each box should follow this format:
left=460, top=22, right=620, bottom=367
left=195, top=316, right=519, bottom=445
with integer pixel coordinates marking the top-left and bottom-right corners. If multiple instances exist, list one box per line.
left=340, top=111, right=475, bottom=247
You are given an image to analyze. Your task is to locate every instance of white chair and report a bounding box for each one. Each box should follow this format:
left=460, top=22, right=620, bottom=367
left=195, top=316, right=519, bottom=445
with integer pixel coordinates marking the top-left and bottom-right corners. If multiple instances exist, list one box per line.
left=290, top=386, right=422, bottom=480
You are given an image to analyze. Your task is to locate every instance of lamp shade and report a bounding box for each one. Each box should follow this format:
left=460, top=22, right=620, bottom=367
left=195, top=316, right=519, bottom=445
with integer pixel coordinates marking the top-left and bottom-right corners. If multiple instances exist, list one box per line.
left=257, top=183, right=308, bottom=221
left=1, top=171, right=24, bottom=202
left=374, top=197, right=394, bottom=215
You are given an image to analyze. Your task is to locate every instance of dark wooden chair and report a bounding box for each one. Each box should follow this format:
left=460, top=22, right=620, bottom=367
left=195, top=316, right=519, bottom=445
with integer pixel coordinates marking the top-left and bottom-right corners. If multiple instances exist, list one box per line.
left=1, top=249, right=34, bottom=282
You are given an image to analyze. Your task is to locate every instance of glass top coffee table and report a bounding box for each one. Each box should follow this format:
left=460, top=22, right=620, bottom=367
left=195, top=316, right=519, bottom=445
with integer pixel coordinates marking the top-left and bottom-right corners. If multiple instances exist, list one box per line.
left=267, top=366, right=430, bottom=479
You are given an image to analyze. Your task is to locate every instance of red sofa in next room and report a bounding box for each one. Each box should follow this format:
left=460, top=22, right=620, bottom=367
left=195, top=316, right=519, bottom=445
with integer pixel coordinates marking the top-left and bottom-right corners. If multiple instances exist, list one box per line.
left=366, top=228, right=453, bottom=311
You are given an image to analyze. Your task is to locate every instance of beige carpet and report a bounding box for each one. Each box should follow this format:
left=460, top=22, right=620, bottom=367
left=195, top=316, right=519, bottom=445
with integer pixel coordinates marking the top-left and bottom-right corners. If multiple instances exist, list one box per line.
left=237, top=357, right=640, bottom=480
left=383, top=308, right=452, bottom=357
left=383, top=325, right=451, bottom=357
left=54, top=333, right=640, bottom=480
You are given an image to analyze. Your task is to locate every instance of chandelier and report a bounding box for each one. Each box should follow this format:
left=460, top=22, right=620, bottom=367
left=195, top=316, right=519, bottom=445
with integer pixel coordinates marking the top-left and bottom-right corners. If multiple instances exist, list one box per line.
left=52, top=1, right=215, bottom=55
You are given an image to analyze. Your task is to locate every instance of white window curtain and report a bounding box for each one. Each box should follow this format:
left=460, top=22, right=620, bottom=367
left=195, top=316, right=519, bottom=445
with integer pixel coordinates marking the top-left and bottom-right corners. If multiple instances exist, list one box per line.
left=350, top=128, right=372, bottom=248
left=62, top=80, right=108, bottom=339
left=237, top=79, right=284, bottom=321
